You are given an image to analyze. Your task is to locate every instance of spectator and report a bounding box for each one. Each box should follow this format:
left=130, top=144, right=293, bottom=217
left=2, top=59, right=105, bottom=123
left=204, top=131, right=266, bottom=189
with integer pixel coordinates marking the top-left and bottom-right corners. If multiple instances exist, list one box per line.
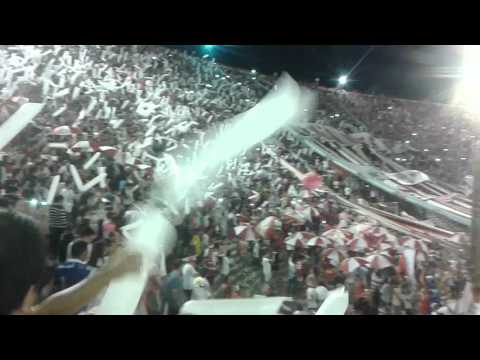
left=220, top=250, right=231, bottom=281
left=163, top=260, right=184, bottom=315
left=54, top=240, right=91, bottom=292
left=262, top=251, right=273, bottom=284
left=182, top=257, right=197, bottom=301
left=192, top=232, right=202, bottom=258
left=287, top=256, right=297, bottom=296
left=48, top=195, right=69, bottom=259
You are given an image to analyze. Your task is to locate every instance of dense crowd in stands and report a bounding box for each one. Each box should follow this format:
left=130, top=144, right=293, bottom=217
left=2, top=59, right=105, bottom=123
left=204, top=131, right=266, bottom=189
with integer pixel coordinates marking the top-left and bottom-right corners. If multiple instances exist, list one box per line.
left=0, top=45, right=472, bottom=315
left=309, top=86, right=476, bottom=186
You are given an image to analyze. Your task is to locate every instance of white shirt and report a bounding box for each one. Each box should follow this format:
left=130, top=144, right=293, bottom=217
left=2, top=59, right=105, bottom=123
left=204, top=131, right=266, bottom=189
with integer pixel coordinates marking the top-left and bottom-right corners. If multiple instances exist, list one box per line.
left=288, top=258, right=296, bottom=280
left=202, top=233, right=209, bottom=249
left=262, top=257, right=272, bottom=281
left=182, top=263, right=196, bottom=291
left=221, top=256, right=230, bottom=276
left=253, top=241, right=260, bottom=258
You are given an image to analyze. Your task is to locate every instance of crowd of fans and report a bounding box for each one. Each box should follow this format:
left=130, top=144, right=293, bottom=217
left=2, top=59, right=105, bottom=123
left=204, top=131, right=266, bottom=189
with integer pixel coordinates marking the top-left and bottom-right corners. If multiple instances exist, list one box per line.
left=309, top=86, right=477, bottom=186
left=0, top=45, right=472, bottom=315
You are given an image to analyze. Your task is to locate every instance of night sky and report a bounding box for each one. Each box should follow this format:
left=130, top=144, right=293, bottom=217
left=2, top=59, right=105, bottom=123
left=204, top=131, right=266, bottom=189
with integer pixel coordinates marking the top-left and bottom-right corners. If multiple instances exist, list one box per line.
left=166, top=45, right=464, bottom=103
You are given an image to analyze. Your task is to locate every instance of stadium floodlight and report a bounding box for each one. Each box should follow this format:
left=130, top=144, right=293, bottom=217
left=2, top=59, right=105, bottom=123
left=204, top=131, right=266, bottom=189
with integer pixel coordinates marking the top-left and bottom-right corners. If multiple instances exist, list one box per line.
left=338, top=75, right=348, bottom=86
left=455, top=45, right=480, bottom=113
left=203, top=45, right=215, bottom=51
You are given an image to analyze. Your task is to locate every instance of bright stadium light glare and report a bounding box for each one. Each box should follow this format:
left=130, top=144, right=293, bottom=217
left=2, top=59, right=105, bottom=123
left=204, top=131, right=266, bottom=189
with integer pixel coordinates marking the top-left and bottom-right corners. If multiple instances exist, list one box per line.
left=455, top=45, right=480, bottom=113
left=203, top=45, right=215, bottom=51
left=338, top=75, right=348, bottom=86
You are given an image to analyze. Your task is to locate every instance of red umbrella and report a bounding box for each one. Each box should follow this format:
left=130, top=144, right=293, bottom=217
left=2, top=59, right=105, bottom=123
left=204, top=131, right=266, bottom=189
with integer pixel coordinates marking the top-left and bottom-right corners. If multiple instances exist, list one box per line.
left=286, top=231, right=315, bottom=248
left=293, top=231, right=315, bottom=241
left=366, top=253, right=394, bottom=271
left=322, top=229, right=351, bottom=247
left=323, top=248, right=347, bottom=266
left=256, top=216, right=282, bottom=240
left=285, top=236, right=306, bottom=249
left=340, top=257, right=369, bottom=273
left=348, top=237, right=370, bottom=252
left=53, top=126, right=72, bottom=136
left=307, top=236, right=332, bottom=247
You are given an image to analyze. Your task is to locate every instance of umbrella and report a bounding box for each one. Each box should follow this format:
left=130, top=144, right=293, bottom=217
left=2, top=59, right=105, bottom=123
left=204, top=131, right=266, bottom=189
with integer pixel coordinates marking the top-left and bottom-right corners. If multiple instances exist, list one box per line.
left=234, top=224, right=257, bottom=241
left=286, top=231, right=315, bottom=248
left=307, top=236, right=332, bottom=247
left=399, top=237, right=429, bottom=253
left=52, top=125, right=72, bottom=136
left=366, top=253, right=394, bottom=271
left=292, top=231, right=315, bottom=242
left=348, top=237, right=370, bottom=252
left=99, top=146, right=118, bottom=157
left=322, top=229, right=351, bottom=247
left=358, top=226, right=396, bottom=249
left=323, top=248, right=347, bottom=266
left=340, top=257, right=369, bottom=273
left=256, top=216, right=282, bottom=240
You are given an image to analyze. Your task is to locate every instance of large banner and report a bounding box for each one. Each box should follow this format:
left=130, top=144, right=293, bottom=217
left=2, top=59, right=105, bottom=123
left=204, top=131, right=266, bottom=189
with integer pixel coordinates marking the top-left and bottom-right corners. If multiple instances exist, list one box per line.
left=386, top=170, right=430, bottom=186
